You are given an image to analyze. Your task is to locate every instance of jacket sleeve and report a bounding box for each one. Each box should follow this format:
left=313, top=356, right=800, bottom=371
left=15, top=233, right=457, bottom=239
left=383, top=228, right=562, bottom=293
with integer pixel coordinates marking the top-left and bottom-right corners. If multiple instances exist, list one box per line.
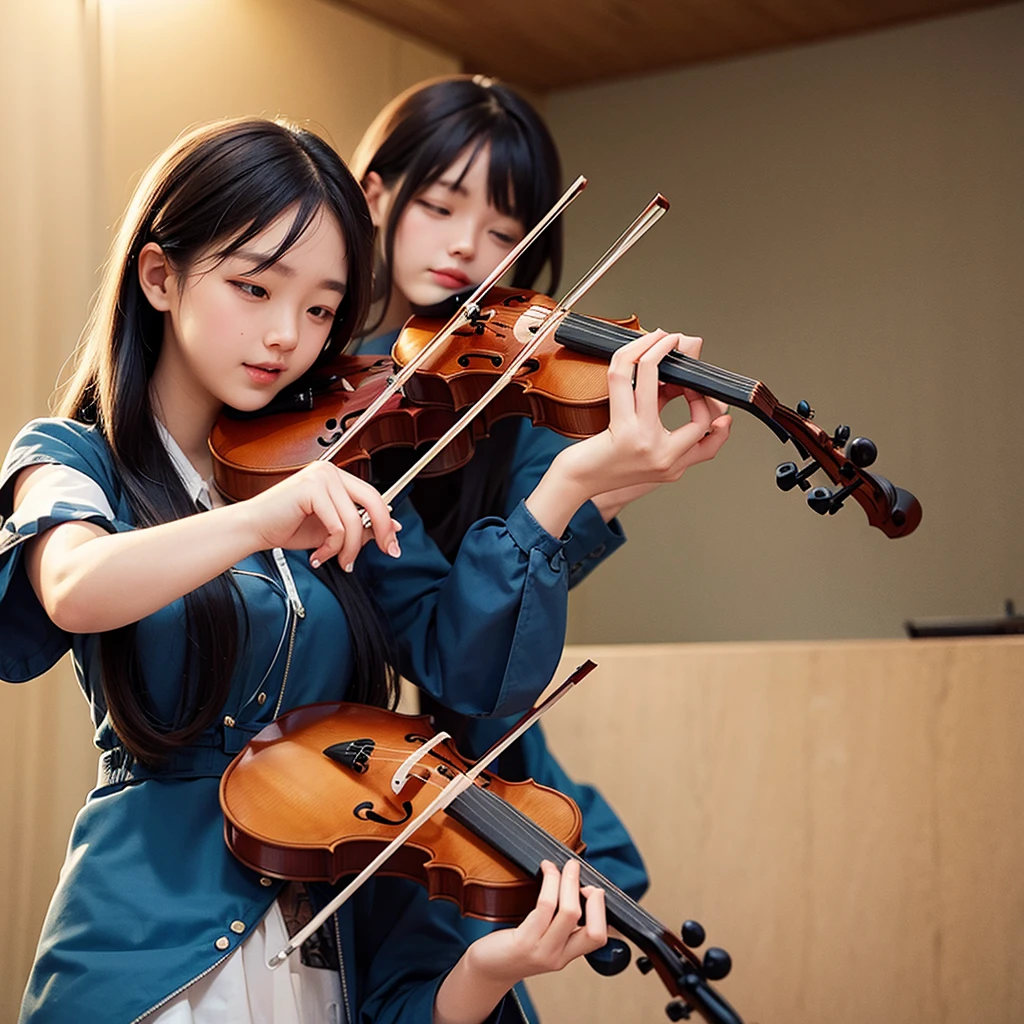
left=358, top=878, right=524, bottom=1024
left=0, top=419, right=124, bottom=682
left=357, top=493, right=570, bottom=719
left=503, top=419, right=626, bottom=589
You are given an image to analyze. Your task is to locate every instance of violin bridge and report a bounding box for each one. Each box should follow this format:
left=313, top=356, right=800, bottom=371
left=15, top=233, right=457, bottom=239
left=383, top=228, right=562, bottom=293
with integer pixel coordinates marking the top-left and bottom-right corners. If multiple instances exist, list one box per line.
left=391, top=731, right=452, bottom=794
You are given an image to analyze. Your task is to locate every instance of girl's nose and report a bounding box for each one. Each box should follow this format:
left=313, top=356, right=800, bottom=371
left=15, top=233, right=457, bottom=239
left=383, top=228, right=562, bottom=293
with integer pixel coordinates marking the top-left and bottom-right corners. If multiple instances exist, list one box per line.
left=264, top=312, right=300, bottom=351
left=448, top=222, right=476, bottom=261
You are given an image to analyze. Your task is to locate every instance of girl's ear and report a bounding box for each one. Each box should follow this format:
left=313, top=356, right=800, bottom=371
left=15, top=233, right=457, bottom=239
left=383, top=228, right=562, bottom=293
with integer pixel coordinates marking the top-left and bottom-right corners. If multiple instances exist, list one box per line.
left=362, top=171, right=390, bottom=230
left=137, top=242, right=176, bottom=311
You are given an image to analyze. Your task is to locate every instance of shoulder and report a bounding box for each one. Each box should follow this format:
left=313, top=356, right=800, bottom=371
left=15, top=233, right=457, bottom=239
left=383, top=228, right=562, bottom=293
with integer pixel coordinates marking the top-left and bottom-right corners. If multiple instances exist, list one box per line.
left=1, top=417, right=116, bottom=518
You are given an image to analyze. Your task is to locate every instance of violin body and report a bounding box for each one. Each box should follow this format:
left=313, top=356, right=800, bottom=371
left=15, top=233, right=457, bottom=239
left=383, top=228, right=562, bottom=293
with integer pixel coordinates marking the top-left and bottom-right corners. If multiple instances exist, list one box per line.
left=220, top=701, right=585, bottom=921
left=210, top=356, right=478, bottom=501
left=394, top=286, right=638, bottom=437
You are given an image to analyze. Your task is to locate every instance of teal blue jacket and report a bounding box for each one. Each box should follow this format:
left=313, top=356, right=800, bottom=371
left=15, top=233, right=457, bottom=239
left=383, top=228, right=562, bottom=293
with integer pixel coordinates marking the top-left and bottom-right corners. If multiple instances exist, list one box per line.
left=0, top=417, right=574, bottom=1023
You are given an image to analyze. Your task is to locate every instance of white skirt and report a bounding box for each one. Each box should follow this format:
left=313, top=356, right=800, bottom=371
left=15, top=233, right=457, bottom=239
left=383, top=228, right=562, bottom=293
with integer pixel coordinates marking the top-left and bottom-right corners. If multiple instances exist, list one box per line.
left=145, top=900, right=344, bottom=1024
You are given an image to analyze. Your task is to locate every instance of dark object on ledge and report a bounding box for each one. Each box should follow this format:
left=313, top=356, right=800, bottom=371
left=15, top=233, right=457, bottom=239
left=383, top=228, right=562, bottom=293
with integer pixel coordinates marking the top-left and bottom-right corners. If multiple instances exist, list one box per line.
left=905, top=600, right=1024, bottom=638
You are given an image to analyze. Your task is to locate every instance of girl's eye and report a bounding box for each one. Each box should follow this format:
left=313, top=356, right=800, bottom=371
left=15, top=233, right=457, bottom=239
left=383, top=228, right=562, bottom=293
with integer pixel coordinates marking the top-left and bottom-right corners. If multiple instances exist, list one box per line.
left=416, top=198, right=450, bottom=217
left=234, top=281, right=268, bottom=299
left=491, top=230, right=518, bottom=246
left=308, top=306, right=334, bottom=322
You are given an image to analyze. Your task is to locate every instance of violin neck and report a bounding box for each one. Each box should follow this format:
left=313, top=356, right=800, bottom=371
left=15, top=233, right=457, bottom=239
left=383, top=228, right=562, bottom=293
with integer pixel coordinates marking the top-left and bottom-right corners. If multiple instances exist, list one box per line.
left=556, top=313, right=789, bottom=443
left=446, top=783, right=675, bottom=956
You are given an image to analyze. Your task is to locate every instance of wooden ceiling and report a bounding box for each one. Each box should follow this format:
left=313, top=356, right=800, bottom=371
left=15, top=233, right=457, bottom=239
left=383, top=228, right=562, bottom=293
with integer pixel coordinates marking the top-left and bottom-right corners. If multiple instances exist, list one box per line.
left=330, top=0, right=1010, bottom=91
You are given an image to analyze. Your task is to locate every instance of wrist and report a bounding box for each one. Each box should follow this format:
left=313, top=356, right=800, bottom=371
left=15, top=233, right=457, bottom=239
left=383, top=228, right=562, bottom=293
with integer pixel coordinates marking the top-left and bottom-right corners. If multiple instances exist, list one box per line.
left=549, top=445, right=602, bottom=506
left=589, top=491, right=625, bottom=522
left=524, top=449, right=594, bottom=538
left=220, top=495, right=265, bottom=556
left=464, top=936, right=521, bottom=991
left=433, top=944, right=516, bottom=1024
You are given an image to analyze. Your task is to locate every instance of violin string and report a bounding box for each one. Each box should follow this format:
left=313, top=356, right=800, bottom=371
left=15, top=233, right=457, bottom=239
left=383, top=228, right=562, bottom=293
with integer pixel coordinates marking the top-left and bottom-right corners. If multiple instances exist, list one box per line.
left=451, top=782, right=658, bottom=938
left=562, top=313, right=758, bottom=394
left=561, top=312, right=757, bottom=393
left=451, top=783, right=673, bottom=946
left=563, top=312, right=756, bottom=389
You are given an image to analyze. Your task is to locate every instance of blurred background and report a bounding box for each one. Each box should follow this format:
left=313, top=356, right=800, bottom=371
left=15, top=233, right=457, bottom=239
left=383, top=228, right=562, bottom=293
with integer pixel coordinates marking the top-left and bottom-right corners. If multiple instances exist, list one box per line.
left=1, top=0, right=1021, bottom=1020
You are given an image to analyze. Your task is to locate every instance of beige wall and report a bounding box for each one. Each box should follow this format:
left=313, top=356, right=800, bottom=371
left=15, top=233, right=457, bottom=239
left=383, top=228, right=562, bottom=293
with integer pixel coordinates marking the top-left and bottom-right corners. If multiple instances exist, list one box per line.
left=96, top=0, right=457, bottom=225
left=547, top=3, right=1024, bottom=645
left=0, top=1, right=456, bottom=1017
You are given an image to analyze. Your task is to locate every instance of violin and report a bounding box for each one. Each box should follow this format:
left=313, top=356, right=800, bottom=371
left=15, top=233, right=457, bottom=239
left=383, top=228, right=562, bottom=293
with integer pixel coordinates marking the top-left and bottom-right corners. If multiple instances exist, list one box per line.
left=210, top=286, right=921, bottom=538
left=220, top=699, right=746, bottom=1024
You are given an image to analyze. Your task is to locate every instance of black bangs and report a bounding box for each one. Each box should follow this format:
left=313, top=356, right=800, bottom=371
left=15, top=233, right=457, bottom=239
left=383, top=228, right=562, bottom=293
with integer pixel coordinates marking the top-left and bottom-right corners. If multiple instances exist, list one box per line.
left=213, top=190, right=324, bottom=274
left=153, top=134, right=332, bottom=275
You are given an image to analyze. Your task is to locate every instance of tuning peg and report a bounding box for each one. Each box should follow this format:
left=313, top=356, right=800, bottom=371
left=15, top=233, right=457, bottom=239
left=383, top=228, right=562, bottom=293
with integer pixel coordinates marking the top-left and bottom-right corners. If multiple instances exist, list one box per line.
left=832, top=424, right=850, bottom=447
left=796, top=399, right=815, bottom=419
left=702, top=947, right=733, bottom=981
left=681, top=920, right=706, bottom=948
left=636, top=956, right=654, bottom=975
left=809, top=478, right=865, bottom=515
left=776, top=460, right=819, bottom=492
left=775, top=462, right=799, bottom=492
left=585, top=938, right=631, bottom=976
left=666, top=1001, right=693, bottom=1021
left=848, top=436, right=877, bottom=468
left=807, top=486, right=834, bottom=515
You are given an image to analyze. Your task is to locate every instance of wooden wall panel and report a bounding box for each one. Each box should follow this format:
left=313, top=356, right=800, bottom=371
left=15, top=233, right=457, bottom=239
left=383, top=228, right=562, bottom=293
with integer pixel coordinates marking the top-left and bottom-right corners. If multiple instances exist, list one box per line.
left=527, top=639, right=1024, bottom=1023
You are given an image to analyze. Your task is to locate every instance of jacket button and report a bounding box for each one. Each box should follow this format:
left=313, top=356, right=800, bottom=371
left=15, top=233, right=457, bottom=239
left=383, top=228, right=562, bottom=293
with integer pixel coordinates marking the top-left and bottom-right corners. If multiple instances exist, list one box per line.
left=589, top=544, right=606, bottom=559
left=259, top=876, right=274, bottom=887
left=215, top=936, right=230, bottom=951
left=257, top=692, right=268, bottom=706
left=230, top=920, right=246, bottom=934
left=223, top=715, right=236, bottom=728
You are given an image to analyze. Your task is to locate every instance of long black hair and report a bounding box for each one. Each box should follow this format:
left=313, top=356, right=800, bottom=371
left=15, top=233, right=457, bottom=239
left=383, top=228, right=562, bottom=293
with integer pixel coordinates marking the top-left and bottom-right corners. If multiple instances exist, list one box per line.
left=350, top=74, right=564, bottom=334
left=59, top=117, right=396, bottom=767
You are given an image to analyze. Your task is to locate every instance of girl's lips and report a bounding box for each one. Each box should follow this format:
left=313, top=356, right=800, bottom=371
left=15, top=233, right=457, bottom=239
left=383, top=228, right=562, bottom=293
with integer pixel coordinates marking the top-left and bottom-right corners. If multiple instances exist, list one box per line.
left=430, top=269, right=471, bottom=289
left=244, top=364, right=283, bottom=385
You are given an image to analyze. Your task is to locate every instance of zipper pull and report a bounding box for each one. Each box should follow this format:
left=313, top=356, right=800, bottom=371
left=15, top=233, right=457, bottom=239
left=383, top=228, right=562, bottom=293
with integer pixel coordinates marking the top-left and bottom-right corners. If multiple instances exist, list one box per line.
left=272, top=548, right=306, bottom=619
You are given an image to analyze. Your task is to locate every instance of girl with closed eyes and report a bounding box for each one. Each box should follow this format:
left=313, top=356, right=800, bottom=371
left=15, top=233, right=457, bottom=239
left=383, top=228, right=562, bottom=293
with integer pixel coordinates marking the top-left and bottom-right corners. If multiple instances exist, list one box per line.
left=349, top=76, right=732, bottom=1021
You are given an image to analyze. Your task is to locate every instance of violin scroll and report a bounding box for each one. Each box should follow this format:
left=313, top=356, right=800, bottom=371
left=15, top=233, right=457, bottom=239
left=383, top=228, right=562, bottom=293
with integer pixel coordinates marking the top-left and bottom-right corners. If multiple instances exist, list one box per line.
left=771, top=403, right=921, bottom=538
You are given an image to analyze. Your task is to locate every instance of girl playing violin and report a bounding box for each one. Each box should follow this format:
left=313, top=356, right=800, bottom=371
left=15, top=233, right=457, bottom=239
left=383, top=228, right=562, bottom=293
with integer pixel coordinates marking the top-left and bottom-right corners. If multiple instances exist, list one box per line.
left=0, top=116, right=725, bottom=1023
left=349, top=74, right=732, bottom=1019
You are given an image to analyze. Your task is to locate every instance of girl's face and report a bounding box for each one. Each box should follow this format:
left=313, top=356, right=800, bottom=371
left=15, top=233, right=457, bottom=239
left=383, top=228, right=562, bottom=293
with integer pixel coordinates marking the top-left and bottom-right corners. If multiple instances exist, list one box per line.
left=369, top=144, right=526, bottom=311
left=143, top=205, right=348, bottom=422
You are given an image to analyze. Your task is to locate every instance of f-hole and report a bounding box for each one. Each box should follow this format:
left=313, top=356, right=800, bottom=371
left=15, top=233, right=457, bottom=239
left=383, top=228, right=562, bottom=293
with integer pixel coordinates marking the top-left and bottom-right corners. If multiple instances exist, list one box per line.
left=353, top=800, right=414, bottom=826
left=514, top=358, right=541, bottom=376
left=317, top=416, right=342, bottom=448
